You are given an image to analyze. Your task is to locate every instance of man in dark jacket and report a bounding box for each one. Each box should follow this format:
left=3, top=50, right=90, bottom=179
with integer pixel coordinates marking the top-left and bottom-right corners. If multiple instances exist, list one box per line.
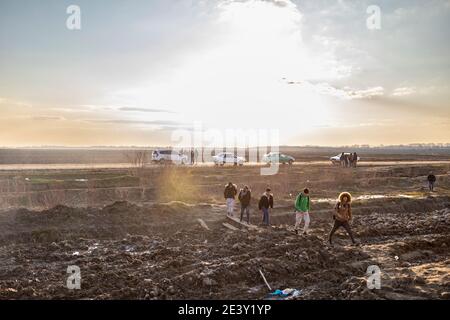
left=258, top=188, right=274, bottom=226
left=224, top=182, right=238, bottom=217
left=238, top=185, right=251, bottom=223
left=352, top=152, right=358, bottom=167
left=427, top=172, right=436, bottom=192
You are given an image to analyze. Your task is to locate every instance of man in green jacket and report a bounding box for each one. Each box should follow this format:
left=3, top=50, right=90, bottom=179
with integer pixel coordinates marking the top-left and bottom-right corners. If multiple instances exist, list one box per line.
left=294, top=188, right=311, bottom=235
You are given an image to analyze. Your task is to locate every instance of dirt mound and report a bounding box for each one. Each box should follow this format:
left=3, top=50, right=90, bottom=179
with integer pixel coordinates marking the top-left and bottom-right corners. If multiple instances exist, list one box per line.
left=0, top=163, right=449, bottom=299
left=0, top=201, right=202, bottom=245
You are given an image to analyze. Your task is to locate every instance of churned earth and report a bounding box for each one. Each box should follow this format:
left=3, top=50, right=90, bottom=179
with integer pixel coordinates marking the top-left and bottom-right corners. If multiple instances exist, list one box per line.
left=0, top=162, right=449, bottom=299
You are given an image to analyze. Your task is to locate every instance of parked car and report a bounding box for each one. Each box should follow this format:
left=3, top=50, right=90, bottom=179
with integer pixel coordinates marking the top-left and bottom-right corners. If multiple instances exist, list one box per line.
left=213, top=152, right=245, bottom=166
left=262, top=152, right=295, bottom=165
left=330, top=153, right=361, bottom=165
left=151, top=149, right=188, bottom=165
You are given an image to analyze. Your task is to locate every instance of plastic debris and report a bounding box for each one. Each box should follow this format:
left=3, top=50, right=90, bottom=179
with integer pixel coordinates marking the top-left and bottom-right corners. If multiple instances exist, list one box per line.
left=268, top=288, right=302, bottom=300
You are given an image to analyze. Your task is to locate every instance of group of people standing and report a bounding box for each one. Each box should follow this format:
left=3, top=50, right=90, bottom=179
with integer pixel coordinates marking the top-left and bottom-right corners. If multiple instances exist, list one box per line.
left=340, top=152, right=358, bottom=168
left=223, top=183, right=357, bottom=246
left=224, top=182, right=273, bottom=226
left=180, top=148, right=200, bottom=165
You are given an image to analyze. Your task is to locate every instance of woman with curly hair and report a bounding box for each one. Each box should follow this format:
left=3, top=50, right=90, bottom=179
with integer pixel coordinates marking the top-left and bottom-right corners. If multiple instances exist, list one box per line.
left=328, top=192, right=357, bottom=245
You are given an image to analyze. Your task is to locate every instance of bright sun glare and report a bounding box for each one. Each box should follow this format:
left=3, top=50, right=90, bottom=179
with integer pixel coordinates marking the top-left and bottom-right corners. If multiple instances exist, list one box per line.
left=116, top=0, right=336, bottom=141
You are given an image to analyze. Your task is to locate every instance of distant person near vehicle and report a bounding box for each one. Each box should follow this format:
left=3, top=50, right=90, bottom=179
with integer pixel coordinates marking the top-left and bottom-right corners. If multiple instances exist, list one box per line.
left=352, top=152, right=358, bottom=167
left=190, top=149, right=195, bottom=165
left=427, top=172, right=436, bottom=192
left=294, top=188, right=311, bottom=235
left=258, top=188, right=274, bottom=226
left=329, top=192, right=357, bottom=246
left=238, top=185, right=251, bottom=224
left=194, top=149, right=199, bottom=164
left=340, top=152, right=345, bottom=167
left=224, top=182, right=238, bottom=217
left=345, top=153, right=350, bottom=168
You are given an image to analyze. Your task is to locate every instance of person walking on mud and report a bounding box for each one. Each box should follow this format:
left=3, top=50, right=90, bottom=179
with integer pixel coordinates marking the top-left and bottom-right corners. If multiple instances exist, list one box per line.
left=427, top=172, right=436, bottom=192
left=224, top=182, right=238, bottom=217
left=328, top=192, right=357, bottom=246
left=258, top=188, right=273, bottom=226
left=294, top=188, right=310, bottom=235
left=238, top=185, right=251, bottom=224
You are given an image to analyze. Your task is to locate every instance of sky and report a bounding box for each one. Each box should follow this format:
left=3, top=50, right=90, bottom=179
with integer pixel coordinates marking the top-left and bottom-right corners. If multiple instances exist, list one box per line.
left=0, top=0, right=449, bottom=147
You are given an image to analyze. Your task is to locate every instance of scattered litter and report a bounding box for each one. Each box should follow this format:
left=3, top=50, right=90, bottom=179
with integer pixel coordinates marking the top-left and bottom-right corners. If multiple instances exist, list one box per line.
left=395, top=255, right=399, bottom=260
left=72, top=251, right=80, bottom=256
left=75, top=179, right=88, bottom=182
left=267, top=288, right=302, bottom=300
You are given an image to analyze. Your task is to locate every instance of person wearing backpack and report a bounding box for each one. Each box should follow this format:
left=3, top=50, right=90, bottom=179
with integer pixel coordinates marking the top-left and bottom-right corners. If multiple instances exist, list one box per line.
left=258, top=188, right=274, bottom=226
left=224, top=182, right=238, bottom=217
left=238, top=185, right=251, bottom=223
left=294, top=188, right=311, bottom=235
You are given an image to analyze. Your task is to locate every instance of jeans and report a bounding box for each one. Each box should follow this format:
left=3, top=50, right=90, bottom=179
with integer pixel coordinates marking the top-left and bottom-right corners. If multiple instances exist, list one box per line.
left=262, top=207, right=270, bottom=225
left=240, top=205, right=250, bottom=223
left=226, top=198, right=235, bottom=216
left=329, top=219, right=355, bottom=244
left=295, top=211, right=310, bottom=233
left=429, top=181, right=435, bottom=191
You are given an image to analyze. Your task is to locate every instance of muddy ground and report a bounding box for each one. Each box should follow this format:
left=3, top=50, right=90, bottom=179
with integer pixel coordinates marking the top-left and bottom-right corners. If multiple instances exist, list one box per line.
left=0, top=162, right=449, bottom=299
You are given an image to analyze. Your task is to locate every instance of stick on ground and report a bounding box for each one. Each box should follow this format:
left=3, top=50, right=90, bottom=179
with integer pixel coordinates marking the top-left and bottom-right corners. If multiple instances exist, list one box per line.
left=259, top=269, right=272, bottom=291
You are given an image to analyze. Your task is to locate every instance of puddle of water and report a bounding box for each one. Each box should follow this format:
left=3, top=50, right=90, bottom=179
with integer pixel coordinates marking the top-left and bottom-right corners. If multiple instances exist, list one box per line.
left=314, top=194, right=417, bottom=203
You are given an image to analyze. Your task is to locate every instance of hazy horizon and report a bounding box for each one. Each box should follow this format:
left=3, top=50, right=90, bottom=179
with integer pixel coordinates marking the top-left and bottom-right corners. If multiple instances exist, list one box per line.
left=1, top=0, right=449, bottom=147
left=1, top=143, right=450, bottom=150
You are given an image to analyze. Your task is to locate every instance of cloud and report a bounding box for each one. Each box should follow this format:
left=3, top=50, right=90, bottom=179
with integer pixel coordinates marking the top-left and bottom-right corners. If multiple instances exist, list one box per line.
left=85, top=119, right=185, bottom=127
left=288, top=81, right=385, bottom=100
left=392, top=87, right=416, bottom=97
left=118, top=107, right=175, bottom=113
left=31, top=116, right=65, bottom=121
left=0, top=97, right=32, bottom=108
left=346, top=86, right=384, bottom=99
